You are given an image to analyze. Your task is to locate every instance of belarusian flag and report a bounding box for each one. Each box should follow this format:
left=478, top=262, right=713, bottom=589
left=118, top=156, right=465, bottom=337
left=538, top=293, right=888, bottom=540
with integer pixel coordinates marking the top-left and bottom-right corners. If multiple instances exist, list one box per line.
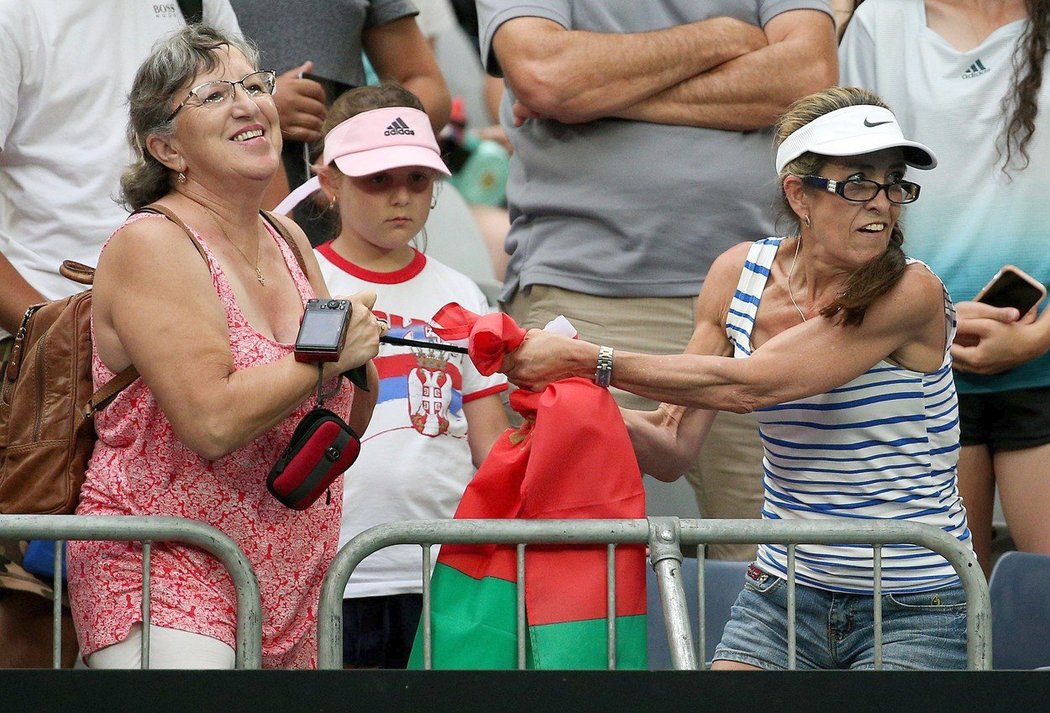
left=408, top=377, right=647, bottom=669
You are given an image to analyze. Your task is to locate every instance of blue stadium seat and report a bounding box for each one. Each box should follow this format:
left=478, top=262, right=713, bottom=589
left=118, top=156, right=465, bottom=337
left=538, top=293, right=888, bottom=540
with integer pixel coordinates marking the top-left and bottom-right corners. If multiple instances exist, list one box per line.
left=989, top=550, right=1050, bottom=669
left=647, top=558, right=747, bottom=669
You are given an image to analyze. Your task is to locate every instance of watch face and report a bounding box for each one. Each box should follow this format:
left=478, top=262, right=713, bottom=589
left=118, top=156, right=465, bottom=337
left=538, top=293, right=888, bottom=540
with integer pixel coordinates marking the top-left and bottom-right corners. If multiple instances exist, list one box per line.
left=595, top=346, right=613, bottom=387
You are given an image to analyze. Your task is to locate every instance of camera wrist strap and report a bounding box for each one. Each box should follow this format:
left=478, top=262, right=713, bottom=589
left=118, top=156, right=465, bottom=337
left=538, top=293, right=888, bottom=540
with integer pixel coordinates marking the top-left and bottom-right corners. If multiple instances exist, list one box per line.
left=315, top=365, right=341, bottom=407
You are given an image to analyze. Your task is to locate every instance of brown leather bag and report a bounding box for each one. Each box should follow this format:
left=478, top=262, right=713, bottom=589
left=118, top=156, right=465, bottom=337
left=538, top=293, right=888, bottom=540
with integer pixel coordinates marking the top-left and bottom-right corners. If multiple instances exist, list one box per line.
left=0, top=262, right=138, bottom=514
left=0, top=205, right=306, bottom=514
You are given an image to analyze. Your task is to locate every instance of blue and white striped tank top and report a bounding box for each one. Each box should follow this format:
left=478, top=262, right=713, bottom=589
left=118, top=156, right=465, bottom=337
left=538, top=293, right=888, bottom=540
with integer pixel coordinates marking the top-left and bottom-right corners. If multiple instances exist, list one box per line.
left=729, top=238, right=971, bottom=594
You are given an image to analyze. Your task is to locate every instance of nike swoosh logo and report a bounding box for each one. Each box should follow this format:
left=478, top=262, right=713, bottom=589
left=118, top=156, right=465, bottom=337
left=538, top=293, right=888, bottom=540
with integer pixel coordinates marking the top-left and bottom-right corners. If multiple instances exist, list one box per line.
left=864, top=119, right=893, bottom=128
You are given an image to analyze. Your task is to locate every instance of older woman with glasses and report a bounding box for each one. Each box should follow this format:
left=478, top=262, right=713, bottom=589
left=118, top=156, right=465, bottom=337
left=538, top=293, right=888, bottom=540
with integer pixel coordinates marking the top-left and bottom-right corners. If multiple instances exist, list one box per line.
left=502, top=86, right=975, bottom=670
left=66, top=25, right=384, bottom=669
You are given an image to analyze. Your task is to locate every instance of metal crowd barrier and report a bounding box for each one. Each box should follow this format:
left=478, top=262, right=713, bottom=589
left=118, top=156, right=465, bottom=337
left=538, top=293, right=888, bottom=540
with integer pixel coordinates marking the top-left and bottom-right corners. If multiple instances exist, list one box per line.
left=656, top=518, right=990, bottom=670
left=317, top=517, right=990, bottom=670
left=0, top=514, right=262, bottom=669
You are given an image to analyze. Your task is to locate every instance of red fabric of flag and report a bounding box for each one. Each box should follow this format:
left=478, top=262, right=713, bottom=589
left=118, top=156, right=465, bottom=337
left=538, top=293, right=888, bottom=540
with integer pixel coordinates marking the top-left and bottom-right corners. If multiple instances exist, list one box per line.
left=437, top=379, right=648, bottom=622
left=430, top=302, right=525, bottom=376
left=416, top=304, right=648, bottom=668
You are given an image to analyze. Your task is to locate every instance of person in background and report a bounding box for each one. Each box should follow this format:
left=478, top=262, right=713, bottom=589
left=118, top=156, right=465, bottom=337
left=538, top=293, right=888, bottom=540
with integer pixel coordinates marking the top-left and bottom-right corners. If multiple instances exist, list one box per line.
left=830, top=0, right=862, bottom=40
left=313, top=82, right=508, bottom=669
left=229, top=0, right=451, bottom=242
left=0, top=0, right=241, bottom=669
left=66, top=25, right=382, bottom=669
left=414, top=0, right=458, bottom=44
left=840, top=0, right=1050, bottom=577
left=418, top=0, right=513, bottom=281
left=503, top=86, right=973, bottom=670
left=476, top=0, right=838, bottom=560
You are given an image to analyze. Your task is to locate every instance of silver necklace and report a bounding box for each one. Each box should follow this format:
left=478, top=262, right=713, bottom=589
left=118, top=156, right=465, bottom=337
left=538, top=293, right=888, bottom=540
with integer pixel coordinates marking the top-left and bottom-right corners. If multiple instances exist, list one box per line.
left=786, top=236, right=807, bottom=322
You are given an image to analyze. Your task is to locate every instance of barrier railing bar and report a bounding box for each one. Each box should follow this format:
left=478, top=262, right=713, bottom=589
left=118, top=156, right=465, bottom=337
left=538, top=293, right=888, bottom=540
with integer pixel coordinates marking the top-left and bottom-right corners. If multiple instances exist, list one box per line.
left=873, top=545, right=883, bottom=669
left=647, top=517, right=697, bottom=671
left=675, top=519, right=990, bottom=670
left=606, top=543, right=616, bottom=670
left=0, top=515, right=263, bottom=669
left=787, top=544, right=797, bottom=669
left=51, top=540, right=64, bottom=669
left=695, top=544, right=707, bottom=669
left=516, top=543, right=526, bottom=670
left=420, top=543, right=433, bottom=670
left=316, top=518, right=989, bottom=670
left=319, top=519, right=656, bottom=670
left=142, top=541, right=152, bottom=669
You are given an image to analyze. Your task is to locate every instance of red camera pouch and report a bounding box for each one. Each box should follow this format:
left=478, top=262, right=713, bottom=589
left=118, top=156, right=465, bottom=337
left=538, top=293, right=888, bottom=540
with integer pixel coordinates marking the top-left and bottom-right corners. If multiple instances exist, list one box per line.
left=267, top=407, right=360, bottom=510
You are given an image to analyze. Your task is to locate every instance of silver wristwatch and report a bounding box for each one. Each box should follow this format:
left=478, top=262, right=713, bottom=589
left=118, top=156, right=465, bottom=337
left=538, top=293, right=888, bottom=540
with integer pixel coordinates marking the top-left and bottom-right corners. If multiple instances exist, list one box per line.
left=595, top=345, right=614, bottom=388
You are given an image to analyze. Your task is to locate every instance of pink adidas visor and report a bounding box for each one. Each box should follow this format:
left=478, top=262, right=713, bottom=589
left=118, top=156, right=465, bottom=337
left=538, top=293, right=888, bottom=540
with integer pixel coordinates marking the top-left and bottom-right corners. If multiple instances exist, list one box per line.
left=323, top=107, right=451, bottom=177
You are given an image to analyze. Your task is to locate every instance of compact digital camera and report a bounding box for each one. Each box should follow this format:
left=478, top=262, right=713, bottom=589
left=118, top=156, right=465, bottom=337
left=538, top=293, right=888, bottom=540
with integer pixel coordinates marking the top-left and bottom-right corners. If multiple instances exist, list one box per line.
left=294, top=299, right=351, bottom=363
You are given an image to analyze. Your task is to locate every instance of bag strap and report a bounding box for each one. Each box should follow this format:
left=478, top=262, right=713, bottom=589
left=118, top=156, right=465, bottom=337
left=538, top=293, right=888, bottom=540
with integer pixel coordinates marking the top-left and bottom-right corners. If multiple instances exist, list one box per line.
left=260, top=210, right=308, bottom=277
left=59, top=260, right=96, bottom=286
left=87, top=367, right=140, bottom=415
left=134, top=205, right=307, bottom=276
left=133, top=204, right=210, bottom=264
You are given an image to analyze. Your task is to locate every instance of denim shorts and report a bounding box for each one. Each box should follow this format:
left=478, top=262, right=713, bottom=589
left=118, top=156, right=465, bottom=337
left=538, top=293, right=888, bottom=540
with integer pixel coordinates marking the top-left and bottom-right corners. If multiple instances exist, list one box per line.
left=713, top=565, right=968, bottom=670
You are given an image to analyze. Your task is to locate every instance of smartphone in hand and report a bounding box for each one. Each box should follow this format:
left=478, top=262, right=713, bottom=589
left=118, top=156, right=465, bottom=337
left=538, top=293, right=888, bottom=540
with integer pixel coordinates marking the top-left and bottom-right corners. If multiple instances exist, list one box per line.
left=974, top=265, right=1047, bottom=315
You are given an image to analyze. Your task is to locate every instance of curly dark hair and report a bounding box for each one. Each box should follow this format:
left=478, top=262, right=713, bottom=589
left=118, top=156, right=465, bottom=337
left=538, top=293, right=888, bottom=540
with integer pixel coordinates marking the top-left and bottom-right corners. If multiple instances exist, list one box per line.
left=1001, top=0, right=1048, bottom=171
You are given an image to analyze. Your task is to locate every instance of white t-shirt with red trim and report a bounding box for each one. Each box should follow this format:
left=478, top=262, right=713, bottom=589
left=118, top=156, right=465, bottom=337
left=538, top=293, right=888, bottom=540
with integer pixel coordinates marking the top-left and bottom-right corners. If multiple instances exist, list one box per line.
left=315, top=243, right=507, bottom=598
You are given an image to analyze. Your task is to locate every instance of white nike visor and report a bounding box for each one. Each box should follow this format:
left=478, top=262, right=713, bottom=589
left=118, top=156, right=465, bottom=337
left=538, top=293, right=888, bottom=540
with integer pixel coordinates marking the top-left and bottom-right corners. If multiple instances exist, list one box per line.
left=775, top=105, right=937, bottom=173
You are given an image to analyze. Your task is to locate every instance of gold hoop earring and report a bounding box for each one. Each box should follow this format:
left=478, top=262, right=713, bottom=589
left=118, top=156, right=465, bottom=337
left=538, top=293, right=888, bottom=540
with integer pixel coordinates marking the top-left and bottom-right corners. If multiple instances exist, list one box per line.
left=803, top=215, right=811, bottom=227
left=177, top=171, right=187, bottom=184
left=329, top=196, right=337, bottom=210
left=430, top=195, right=437, bottom=209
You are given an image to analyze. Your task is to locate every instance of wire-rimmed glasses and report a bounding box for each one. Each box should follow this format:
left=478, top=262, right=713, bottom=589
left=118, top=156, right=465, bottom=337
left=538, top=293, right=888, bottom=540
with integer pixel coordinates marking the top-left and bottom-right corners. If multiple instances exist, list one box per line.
left=802, top=175, right=921, bottom=205
left=167, top=70, right=277, bottom=121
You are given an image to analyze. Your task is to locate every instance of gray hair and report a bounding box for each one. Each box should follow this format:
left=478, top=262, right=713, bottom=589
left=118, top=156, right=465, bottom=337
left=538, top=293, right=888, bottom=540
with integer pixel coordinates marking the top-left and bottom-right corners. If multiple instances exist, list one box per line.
left=120, top=25, right=260, bottom=209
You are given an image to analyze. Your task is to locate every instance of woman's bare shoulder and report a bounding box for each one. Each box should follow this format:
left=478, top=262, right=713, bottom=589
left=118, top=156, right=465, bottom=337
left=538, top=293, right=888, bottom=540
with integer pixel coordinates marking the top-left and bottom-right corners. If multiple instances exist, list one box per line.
left=97, top=212, right=212, bottom=287
left=897, top=261, right=948, bottom=305
left=871, top=260, right=948, bottom=334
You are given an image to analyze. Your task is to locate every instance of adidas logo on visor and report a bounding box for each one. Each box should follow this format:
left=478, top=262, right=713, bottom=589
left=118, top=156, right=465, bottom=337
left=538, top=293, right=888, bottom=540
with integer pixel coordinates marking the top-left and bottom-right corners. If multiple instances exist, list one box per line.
left=384, top=117, right=415, bottom=136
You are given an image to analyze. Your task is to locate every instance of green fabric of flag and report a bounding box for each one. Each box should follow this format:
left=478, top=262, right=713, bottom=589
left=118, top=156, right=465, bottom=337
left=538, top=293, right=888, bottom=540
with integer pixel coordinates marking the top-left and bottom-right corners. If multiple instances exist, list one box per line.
left=408, top=378, right=647, bottom=669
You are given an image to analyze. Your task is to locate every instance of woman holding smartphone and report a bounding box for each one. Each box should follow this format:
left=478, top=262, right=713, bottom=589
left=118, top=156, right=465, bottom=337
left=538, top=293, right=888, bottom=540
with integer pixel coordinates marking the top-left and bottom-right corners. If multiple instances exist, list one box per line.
left=841, top=0, right=1050, bottom=576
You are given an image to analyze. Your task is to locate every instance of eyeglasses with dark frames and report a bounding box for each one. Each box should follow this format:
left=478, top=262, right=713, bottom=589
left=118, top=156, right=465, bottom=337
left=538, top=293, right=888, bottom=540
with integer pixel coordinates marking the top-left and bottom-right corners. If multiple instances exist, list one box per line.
left=167, top=70, right=277, bottom=121
left=802, top=175, right=921, bottom=205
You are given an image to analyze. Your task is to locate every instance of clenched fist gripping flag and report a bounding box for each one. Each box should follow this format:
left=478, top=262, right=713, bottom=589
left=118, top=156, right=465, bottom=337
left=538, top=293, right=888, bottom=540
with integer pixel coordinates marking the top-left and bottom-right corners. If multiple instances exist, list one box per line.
left=407, top=305, right=647, bottom=669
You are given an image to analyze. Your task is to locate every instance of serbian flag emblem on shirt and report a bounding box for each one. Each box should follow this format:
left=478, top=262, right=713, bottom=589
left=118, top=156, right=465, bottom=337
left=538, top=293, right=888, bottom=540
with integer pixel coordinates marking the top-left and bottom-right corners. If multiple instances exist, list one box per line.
left=407, top=305, right=647, bottom=669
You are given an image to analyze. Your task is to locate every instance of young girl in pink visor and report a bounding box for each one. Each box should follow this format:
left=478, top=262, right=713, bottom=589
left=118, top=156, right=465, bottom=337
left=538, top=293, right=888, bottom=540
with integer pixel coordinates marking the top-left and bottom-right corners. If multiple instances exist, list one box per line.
left=312, top=82, right=509, bottom=669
